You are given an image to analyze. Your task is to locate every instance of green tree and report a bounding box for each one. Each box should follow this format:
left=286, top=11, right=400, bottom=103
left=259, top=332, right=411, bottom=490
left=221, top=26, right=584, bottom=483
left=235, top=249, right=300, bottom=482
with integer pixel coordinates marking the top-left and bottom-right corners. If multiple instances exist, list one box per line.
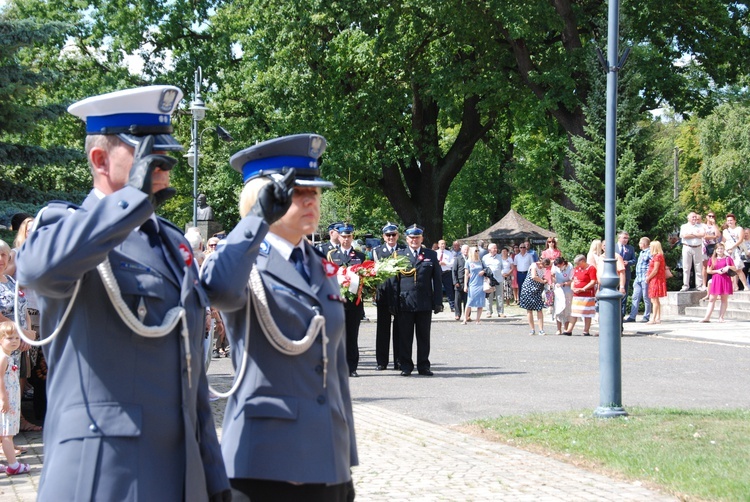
left=697, top=103, right=750, bottom=221
left=0, top=15, right=88, bottom=222
left=550, top=51, right=676, bottom=258
left=6, top=0, right=750, bottom=240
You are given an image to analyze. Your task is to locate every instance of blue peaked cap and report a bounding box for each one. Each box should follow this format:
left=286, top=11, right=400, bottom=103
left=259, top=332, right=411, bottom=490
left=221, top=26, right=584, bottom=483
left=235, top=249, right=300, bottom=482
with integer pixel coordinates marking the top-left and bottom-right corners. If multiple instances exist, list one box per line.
left=230, top=134, right=333, bottom=188
left=404, top=224, right=424, bottom=236
left=336, top=223, right=354, bottom=235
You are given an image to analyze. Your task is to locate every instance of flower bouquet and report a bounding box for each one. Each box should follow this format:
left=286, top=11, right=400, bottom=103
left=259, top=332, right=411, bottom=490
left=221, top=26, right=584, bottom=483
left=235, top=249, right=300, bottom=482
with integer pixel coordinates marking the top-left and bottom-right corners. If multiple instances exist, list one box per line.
left=333, top=255, right=411, bottom=305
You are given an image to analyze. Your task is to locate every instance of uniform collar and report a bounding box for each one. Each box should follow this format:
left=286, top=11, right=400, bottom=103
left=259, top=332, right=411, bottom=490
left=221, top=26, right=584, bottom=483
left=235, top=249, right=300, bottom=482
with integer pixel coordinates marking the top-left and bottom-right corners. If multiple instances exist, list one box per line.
left=266, top=231, right=306, bottom=262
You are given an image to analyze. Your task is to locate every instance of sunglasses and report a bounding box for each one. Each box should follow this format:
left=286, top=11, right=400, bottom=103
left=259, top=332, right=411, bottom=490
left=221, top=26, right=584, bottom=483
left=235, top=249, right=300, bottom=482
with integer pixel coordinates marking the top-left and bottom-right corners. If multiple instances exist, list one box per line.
left=520, top=246, right=527, bottom=249
left=384, top=233, right=397, bottom=237
left=707, top=215, right=715, bottom=218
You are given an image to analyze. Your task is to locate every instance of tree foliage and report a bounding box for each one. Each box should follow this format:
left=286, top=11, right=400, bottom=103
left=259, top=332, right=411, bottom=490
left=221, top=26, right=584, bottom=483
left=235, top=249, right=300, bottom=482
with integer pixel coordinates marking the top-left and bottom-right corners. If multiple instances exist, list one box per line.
left=697, top=103, right=750, bottom=220
left=3, top=0, right=750, bottom=242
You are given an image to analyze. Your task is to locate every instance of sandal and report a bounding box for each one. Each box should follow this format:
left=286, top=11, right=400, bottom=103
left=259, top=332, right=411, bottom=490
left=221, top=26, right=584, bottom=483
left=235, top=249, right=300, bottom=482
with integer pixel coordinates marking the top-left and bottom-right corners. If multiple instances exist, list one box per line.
left=19, top=420, right=42, bottom=432
left=582, top=332, right=591, bottom=337
left=6, top=463, right=31, bottom=475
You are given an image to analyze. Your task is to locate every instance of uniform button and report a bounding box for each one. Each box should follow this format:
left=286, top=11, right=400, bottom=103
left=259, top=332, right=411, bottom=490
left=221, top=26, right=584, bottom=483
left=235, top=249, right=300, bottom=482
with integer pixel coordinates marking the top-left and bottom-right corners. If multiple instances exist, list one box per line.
left=118, top=200, right=128, bottom=209
left=317, top=395, right=326, bottom=405
left=314, top=365, right=323, bottom=374
left=245, top=228, right=254, bottom=238
left=89, top=423, right=98, bottom=432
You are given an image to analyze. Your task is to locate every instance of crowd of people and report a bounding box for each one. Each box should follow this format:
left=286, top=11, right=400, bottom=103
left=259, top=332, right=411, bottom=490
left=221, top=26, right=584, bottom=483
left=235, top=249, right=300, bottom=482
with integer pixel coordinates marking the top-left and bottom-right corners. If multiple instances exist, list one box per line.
left=414, top=211, right=749, bottom=335
left=1, top=82, right=748, bottom=497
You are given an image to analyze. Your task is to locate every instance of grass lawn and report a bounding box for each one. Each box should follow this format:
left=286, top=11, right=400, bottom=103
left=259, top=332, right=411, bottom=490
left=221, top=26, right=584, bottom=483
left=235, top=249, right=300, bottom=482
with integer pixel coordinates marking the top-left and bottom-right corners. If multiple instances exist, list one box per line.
left=472, top=408, right=750, bottom=501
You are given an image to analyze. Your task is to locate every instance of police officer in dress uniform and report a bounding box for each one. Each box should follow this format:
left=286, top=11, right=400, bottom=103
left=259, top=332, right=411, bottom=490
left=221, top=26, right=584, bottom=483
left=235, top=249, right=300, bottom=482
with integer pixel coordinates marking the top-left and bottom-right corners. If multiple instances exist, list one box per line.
left=317, top=221, right=343, bottom=255
left=393, top=224, right=443, bottom=376
left=15, top=86, right=230, bottom=501
left=373, top=222, right=404, bottom=370
left=201, top=134, right=357, bottom=502
left=326, top=223, right=365, bottom=377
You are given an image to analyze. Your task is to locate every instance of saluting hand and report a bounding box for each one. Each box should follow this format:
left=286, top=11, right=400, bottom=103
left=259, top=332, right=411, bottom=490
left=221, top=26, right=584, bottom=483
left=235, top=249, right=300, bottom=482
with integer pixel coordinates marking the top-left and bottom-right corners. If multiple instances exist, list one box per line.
left=250, top=168, right=296, bottom=225
left=128, top=135, right=178, bottom=208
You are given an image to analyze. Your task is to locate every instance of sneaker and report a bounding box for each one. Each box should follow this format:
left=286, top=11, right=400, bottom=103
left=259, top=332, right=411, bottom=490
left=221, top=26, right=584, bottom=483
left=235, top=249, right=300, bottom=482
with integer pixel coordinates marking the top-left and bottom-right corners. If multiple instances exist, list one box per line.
left=539, top=330, right=546, bottom=336
left=680, top=285, right=690, bottom=292
left=6, top=463, right=30, bottom=476
left=529, top=330, right=535, bottom=336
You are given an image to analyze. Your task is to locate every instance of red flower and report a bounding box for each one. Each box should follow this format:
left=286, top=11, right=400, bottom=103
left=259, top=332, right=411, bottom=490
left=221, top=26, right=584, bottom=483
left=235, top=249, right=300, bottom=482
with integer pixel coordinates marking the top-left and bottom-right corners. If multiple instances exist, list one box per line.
left=11, top=365, right=18, bottom=372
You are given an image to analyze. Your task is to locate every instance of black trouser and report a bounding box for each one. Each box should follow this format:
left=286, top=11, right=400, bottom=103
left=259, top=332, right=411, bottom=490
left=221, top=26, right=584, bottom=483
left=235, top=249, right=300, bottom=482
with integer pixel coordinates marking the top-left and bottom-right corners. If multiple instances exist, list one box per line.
left=397, top=310, right=432, bottom=374
left=454, top=285, right=467, bottom=317
left=441, top=270, right=455, bottom=309
left=375, top=300, right=399, bottom=367
left=230, top=478, right=355, bottom=502
left=622, top=268, right=631, bottom=316
left=345, top=303, right=363, bottom=372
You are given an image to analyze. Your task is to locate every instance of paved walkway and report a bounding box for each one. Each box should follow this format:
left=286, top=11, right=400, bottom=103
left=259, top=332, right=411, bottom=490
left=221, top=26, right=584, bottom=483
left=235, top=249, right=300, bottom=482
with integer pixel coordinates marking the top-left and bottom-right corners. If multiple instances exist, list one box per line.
left=352, top=403, right=672, bottom=501
left=4, top=306, right=746, bottom=500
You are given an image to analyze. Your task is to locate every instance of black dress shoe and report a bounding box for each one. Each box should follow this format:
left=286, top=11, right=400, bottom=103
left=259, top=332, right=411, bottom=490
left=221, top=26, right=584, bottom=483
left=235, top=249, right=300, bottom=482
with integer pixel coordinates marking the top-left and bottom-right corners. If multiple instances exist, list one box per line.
left=376, top=365, right=386, bottom=371
left=418, top=369, right=434, bottom=376
left=623, top=318, right=635, bottom=323
left=393, top=363, right=401, bottom=371
left=400, top=371, right=411, bottom=376
left=349, top=371, right=359, bottom=377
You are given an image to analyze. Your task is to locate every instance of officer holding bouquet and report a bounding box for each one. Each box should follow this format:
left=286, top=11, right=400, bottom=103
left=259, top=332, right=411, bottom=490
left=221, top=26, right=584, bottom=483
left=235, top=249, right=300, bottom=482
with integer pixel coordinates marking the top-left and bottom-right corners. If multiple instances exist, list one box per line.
left=393, top=224, right=443, bottom=376
left=373, top=222, right=404, bottom=370
left=327, top=223, right=365, bottom=377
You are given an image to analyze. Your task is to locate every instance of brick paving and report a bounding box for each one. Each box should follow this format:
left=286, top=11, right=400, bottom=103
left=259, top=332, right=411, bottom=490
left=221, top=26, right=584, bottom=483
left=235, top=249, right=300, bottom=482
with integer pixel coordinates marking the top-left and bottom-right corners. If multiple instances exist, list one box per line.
left=4, top=307, right=747, bottom=500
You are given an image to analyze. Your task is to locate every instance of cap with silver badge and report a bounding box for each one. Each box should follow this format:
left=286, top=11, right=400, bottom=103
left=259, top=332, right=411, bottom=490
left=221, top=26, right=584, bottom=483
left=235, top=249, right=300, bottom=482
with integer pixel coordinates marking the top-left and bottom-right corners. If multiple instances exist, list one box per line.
left=328, top=221, right=344, bottom=232
left=230, top=133, right=333, bottom=188
left=381, top=222, right=399, bottom=235
left=336, top=223, right=354, bottom=236
left=67, top=85, right=183, bottom=151
left=404, top=224, right=424, bottom=236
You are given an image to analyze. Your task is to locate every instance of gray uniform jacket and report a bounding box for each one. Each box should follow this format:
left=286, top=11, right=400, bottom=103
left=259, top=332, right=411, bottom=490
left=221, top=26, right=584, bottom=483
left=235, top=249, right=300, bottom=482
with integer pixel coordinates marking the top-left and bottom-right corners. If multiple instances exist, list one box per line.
left=200, top=215, right=358, bottom=483
left=16, top=187, right=229, bottom=501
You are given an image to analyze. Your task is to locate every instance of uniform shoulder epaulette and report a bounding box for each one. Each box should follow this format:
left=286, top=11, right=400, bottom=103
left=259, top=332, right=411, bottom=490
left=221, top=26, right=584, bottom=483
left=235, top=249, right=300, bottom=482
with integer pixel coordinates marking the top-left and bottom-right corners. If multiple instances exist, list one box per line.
left=310, top=245, right=326, bottom=259
left=157, top=217, right=183, bottom=234
left=36, top=200, right=81, bottom=225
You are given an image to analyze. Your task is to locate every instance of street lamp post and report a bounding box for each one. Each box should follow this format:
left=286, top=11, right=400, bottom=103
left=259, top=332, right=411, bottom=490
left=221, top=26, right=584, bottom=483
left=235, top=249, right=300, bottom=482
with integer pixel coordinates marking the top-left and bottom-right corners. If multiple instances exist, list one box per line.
left=188, top=67, right=207, bottom=228
left=594, top=0, right=629, bottom=419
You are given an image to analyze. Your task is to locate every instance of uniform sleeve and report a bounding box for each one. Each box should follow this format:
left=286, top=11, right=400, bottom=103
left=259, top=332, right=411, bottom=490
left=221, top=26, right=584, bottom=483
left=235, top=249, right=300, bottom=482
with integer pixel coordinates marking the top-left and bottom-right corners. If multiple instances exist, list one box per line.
left=16, top=187, right=152, bottom=298
left=196, top=356, right=231, bottom=496
left=200, top=215, right=269, bottom=312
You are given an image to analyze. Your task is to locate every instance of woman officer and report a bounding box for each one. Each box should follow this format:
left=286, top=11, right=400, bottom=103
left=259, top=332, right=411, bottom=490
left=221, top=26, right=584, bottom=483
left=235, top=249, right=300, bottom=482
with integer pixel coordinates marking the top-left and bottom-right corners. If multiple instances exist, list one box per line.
left=200, top=134, right=357, bottom=501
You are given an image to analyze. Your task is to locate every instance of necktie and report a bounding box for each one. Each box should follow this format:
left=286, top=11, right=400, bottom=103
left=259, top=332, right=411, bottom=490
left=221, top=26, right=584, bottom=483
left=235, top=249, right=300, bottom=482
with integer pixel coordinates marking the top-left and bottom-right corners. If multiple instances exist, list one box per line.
left=140, top=219, right=165, bottom=261
left=290, top=247, right=310, bottom=284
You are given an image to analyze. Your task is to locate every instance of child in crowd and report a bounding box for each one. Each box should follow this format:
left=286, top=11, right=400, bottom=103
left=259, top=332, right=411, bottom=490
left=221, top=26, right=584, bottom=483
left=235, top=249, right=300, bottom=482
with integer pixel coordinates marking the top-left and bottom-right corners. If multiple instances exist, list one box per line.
left=0, top=322, right=31, bottom=475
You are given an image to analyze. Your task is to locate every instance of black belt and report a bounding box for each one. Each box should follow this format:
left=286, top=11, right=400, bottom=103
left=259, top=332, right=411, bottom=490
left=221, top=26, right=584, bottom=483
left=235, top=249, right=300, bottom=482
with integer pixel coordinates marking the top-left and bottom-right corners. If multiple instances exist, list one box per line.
left=685, top=244, right=702, bottom=247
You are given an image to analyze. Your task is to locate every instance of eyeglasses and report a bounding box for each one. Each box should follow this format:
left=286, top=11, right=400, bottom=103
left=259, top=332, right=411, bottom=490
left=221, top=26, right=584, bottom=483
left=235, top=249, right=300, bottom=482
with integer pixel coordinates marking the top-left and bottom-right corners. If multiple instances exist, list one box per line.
left=520, top=246, right=527, bottom=249
left=384, top=233, right=397, bottom=237
left=707, top=214, right=715, bottom=218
